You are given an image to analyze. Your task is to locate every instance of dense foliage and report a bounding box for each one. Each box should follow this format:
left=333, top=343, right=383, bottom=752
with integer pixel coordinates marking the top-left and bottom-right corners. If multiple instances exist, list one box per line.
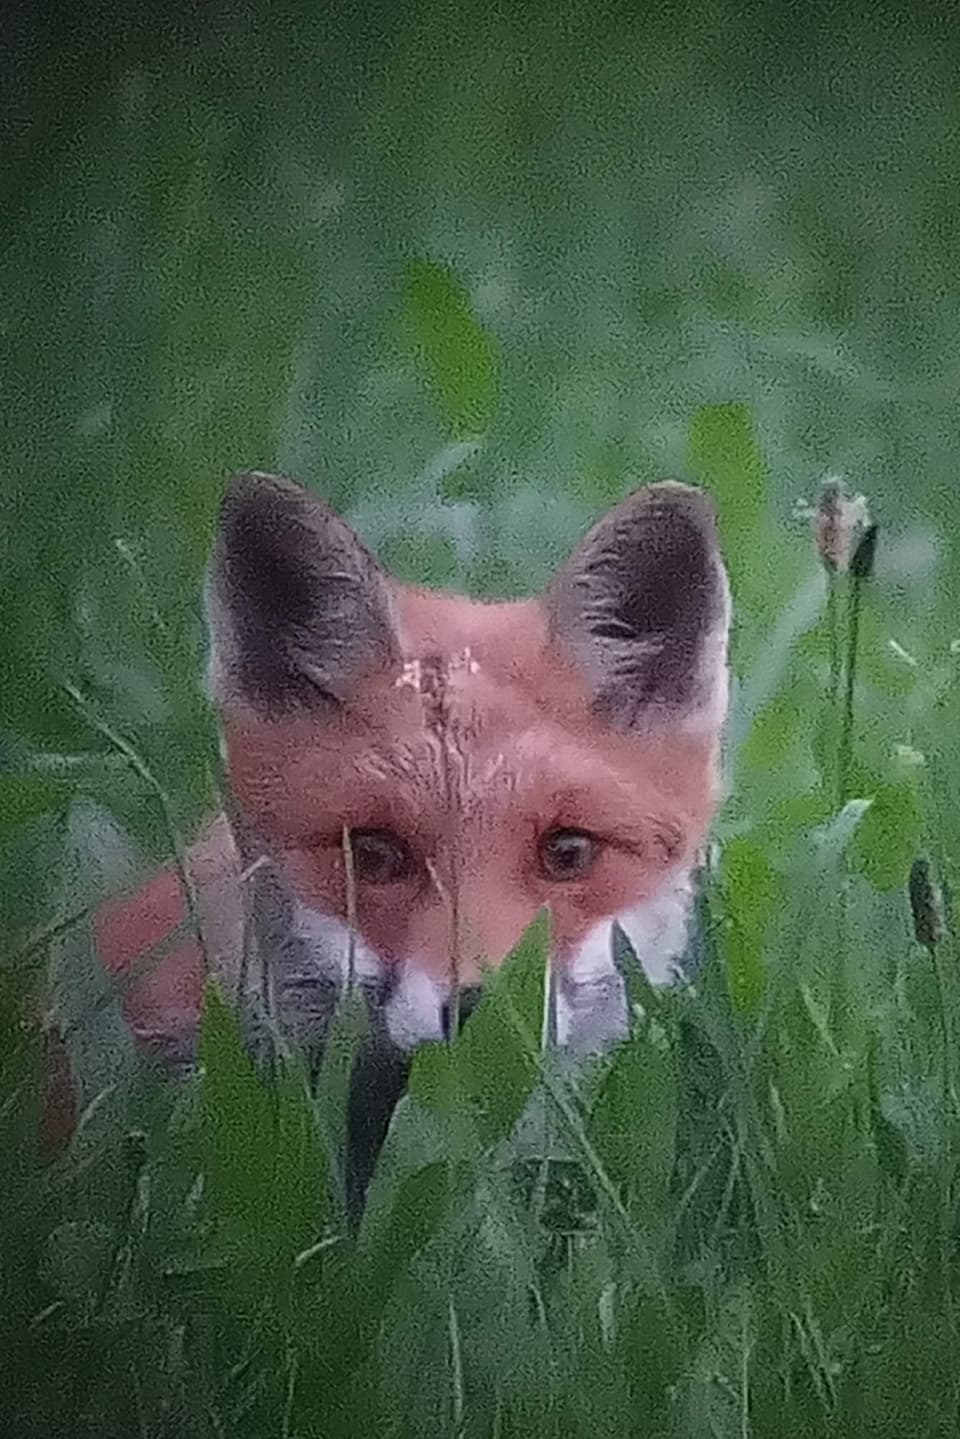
left=3, top=3, right=960, bottom=1434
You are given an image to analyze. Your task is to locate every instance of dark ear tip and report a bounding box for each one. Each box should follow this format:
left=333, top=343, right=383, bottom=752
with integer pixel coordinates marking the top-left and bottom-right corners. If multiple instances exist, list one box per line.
left=216, top=472, right=340, bottom=550
left=221, top=469, right=306, bottom=516
left=627, top=480, right=719, bottom=534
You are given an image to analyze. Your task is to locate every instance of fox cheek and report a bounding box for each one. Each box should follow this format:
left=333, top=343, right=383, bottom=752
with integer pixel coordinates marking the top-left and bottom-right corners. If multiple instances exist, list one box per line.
left=646, top=818, right=686, bottom=869
left=274, top=846, right=345, bottom=921
left=554, top=839, right=690, bottom=932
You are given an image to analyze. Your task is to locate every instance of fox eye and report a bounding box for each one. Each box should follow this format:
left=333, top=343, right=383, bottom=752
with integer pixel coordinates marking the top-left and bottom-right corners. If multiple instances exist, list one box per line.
left=538, top=828, right=599, bottom=882
left=347, top=829, right=416, bottom=885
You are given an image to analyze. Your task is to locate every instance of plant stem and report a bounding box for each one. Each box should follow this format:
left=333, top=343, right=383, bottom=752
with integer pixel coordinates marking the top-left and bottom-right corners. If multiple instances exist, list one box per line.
left=826, top=568, right=841, bottom=713
left=836, top=574, right=861, bottom=809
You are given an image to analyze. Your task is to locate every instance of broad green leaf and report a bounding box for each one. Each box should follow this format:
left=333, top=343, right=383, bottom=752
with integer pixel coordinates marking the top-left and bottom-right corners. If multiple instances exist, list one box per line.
left=687, top=402, right=794, bottom=615
left=813, top=797, right=873, bottom=858
left=619, top=1290, right=691, bottom=1429
left=0, top=962, right=43, bottom=1317
left=362, top=920, right=546, bottom=1306
left=687, top=402, right=767, bottom=599
left=688, top=402, right=764, bottom=525
left=588, top=1020, right=677, bottom=1216
left=39, top=1220, right=116, bottom=1305
left=849, top=780, right=922, bottom=892
left=0, top=771, right=71, bottom=840
left=405, top=259, right=499, bottom=449
left=312, top=985, right=369, bottom=1200
left=718, top=837, right=781, bottom=1018
left=363, top=1158, right=458, bottom=1291
left=407, top=1040, right=460, bottom=1118
left=409, top=909, right=549, bottom=1150
left=197, top=981, right=327, bottom=1271
left=454, top=909, right=549, bottom=1145
left=684, top=1285, right=755, bottom=1438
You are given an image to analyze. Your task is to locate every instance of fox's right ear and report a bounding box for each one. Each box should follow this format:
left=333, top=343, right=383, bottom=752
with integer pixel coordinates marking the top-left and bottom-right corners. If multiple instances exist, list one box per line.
left=546, top=481, right=731, bottom=733
left=205, top=471, right=399, bottom=713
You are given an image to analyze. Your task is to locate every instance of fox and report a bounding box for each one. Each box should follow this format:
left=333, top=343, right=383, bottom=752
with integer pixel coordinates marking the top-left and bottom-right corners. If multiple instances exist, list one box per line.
left=44, top=471, right=731, bottom=1205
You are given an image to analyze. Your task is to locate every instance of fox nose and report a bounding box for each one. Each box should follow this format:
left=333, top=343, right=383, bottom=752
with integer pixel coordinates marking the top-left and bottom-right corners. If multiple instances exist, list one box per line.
left=440, top=984, right=483, bottom=1040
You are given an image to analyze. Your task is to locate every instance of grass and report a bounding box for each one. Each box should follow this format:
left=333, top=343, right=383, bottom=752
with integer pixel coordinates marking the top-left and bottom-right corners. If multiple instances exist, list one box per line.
left=6, top=617, right=960, bottom=1437
left=4, top=1, right=960, bottom=1434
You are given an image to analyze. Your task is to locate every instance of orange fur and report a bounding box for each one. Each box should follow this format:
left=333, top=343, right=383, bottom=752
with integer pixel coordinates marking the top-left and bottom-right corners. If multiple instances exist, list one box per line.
left=43, top=474, right=730, bottom=1152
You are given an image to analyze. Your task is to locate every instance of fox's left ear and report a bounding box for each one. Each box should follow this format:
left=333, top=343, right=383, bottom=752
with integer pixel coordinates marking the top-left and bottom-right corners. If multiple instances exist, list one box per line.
left=545, top=482, right=731, bottom=732
left=205, top=471, right=399, bottom=714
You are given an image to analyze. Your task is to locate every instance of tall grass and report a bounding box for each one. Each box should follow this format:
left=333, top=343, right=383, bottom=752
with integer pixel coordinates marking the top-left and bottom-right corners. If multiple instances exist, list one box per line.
left=4, top=6, right=960, bottom=1432
left=4, top=410, right=959, bottom=1436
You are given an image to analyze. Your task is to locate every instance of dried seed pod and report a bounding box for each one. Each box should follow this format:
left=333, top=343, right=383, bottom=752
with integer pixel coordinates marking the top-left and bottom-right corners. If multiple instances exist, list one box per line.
left=814, top=478, right=871, bottom=574
left=850, top=523, right=879, bottom=581
left=909, top=858, right=946, bottom=948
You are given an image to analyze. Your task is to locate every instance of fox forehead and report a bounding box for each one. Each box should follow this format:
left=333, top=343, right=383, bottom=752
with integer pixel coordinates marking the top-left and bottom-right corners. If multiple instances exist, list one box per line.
left=209, top=468, right=730, bottom=894
left=222, top=585, right=716, bottom=861
left=394, top=588, right=549, bottom=678
left=391, top=588, right=556, bottom=741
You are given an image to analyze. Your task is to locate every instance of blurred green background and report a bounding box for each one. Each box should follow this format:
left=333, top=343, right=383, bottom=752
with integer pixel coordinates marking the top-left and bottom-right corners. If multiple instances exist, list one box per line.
left=3, top=0, right=959, bottom=937
left=6, top=6, right=960, bottom=1434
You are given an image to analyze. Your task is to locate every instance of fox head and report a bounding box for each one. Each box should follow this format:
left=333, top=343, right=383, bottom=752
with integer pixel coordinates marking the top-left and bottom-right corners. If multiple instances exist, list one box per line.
left=205, top=472, right=731, bottom=1050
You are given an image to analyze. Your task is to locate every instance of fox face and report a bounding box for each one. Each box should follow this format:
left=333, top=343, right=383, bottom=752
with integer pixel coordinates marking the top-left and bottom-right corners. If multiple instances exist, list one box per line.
left=203, top=472, right=731, bottom=1054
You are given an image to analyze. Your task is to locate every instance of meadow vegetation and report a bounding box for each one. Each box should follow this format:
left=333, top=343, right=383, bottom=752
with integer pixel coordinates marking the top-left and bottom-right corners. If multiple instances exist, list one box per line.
left=3, top=3, right=960, bottom=1434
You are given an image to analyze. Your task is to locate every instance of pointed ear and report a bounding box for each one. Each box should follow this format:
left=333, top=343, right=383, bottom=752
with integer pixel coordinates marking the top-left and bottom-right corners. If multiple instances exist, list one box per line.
left=205, top=471, right=399, bottom=712
left=545, top=482, right=731, bottom=731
